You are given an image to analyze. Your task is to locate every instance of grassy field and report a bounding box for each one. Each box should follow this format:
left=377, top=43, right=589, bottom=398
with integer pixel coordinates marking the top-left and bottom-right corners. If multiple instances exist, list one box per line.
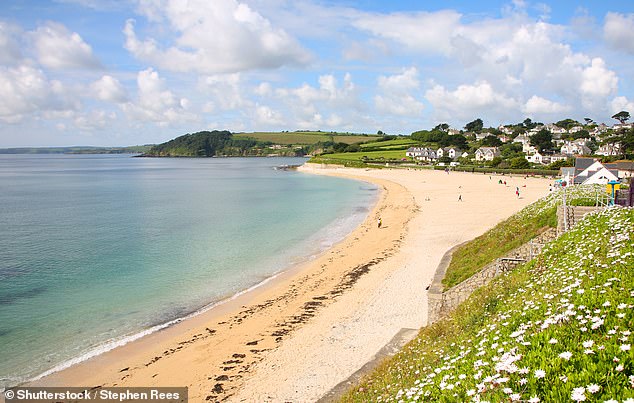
left=360, top=138, right=418, bottom=149
left=322, top=149, right=409, bottom=161
left=340, top=202, right=634, bottom=403
left=233, top=131, right=381, bottom=145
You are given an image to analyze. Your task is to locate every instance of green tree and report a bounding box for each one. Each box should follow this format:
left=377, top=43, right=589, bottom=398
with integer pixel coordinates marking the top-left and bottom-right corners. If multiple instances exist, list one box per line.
left=447, top=134, right=468, bottom=150
left=548, top=158, right=575, bottom=170
left=572, top=129, right=590, bottom=139
left=488, top=156, right=503, bottom=167
left=529, top=129, right=554, bottom=152
left=439, top=156, right=453, bottom=164
left=500, top=142, right=523, bottom=159
left=523, top=118, right=537, bottom=130
left=510, top=157, right=530, bottom=169
left=612, top=110, right=630, bottom=124
left=465, top=118, right=484, bottom=133
left=481, top=135, right=503, bottom=147
left=555, top=118, right=580, bottom=129
left=434, top=123, right=450, bottom=131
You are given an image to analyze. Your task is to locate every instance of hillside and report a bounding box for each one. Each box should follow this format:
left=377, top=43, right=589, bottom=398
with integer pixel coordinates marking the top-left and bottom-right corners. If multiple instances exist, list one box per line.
left=142, top=130, right=379, bottom=157
left=342, top=200, right=633, bottom=402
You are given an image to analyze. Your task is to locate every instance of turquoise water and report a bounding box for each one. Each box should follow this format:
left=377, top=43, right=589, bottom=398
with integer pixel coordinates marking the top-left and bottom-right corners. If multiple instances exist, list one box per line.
left=0, top=155, right=377, bottom=388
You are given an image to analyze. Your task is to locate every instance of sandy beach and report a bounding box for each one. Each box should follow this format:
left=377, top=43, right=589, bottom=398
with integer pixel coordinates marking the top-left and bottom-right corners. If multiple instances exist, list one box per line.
left=30, top=165, right=553, bottom=402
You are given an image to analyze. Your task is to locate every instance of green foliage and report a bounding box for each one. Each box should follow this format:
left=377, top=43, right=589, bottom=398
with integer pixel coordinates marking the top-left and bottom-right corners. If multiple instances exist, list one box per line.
left=145, top=130, right=233, bottom=157
left=488, top=156, right=503, bottom=167
left=510, top=156, right=531, bottom=169
left=523, top=118, right=538, bottom=130
left=465, top=118, right=484, bottom=133
left=548, top=158, right=575, bottom=170
left=340, top=204, right=633, bottom=403
left=481, top=135, right=503, bottom=147
left=530, top=129, right=554, bottom=153
left=555, top=118, right=580, bottom=129
left=500, top=142, right=524, bottom=159
left=612, top=110, right=630, bottom=124
left=410, top=130, right=467, bottom=149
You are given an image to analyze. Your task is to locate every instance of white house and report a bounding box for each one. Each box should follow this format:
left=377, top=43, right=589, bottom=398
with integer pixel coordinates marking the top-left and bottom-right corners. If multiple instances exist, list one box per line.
left=574, top=158, right=619, bottom=185
left=561, top=141, right=591, bottom=156
left=582, top=167, right=619, bottom=184
left=613, top=123, right=632, bottom=131
left=545, top=124, right=567, bottom=135
left=605, top=161, right=634, bottom=179
left=596, top=143, right=622, bottom=156
left=475, top=147, right=500, bottom=162
left=437, top=147, right=467, bottom=160
left=550, top=154, right=568, bottom=163
left=406, top=147, right=437, bottom=162
left=525, top=152, right=545, bottom=164
left=498, top=125, right=514, bottom=135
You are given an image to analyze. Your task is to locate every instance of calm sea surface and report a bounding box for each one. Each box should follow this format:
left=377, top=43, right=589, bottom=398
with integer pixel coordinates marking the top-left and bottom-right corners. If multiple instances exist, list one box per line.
left=0, top=154, right=377, bottom=388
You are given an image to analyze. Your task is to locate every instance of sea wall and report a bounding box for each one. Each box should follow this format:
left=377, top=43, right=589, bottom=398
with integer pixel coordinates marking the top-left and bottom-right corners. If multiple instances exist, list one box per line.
left=427, top=228, right=558, bottom=324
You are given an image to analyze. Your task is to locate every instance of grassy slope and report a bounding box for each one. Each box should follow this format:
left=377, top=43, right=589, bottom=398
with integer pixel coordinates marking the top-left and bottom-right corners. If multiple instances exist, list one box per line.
left=233, top=131, right=381, bottom=145
left=341, top=206, right=633, bottom=403
left=323, top=150, right=409, bottom=161
left=442, top=185, right=605, bottom=289
left=359, top=138, right=419, bottom=149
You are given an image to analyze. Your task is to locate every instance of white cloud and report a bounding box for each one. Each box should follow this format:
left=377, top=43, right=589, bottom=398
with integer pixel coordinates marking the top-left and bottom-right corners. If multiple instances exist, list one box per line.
left=0, top=21, right=23, bottom=65
left=73, top=110, right=118, bottom=130
left=199, top=73, right=250, bottom=110
left=125, top=0, right=311, bottom=74
left=254, top=104, right=284, bottom=126
left=31, top=22, right=101, bottom=69
left=610, top=96, right=634, bottom=115
left=351, top=7, right=625, bottom=122
left=425, top=81, right=519, bottom=122
left=604, top=12, right=634, bottom=54
left=353, top=10, right=462, bottom=55
left=580, top=58, right=618, bottom=98
left=279, top=73, right=358, bottom=108
left=254, top=82, right=273, bottom=97
left=0, top=65, right=76, bottom=123
left=123, top=68, right=196, bottom=126
left=374, top=67, right=424, bottom=116
left=523, top=95, right=570, bottom=114
left=377, top=67, right=420, bottom=92
left=91, top=75, right=128, bottom=103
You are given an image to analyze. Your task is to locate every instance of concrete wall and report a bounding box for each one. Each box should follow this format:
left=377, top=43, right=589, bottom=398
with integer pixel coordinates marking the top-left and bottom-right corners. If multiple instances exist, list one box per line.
left=427, top=228, right=558, bottom=325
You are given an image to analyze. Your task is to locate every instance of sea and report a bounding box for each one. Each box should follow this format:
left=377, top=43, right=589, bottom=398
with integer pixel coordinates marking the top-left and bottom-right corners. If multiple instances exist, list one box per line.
left=0, top=154, right=377, bottom=389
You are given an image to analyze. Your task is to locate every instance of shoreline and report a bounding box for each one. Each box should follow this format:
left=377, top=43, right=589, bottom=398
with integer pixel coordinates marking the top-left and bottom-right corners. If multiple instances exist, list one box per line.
left=26, top=165, right=553, bottom=402
left=27, top=166, right=412, bottom=402
left=17, top=172, right=377, bottom=389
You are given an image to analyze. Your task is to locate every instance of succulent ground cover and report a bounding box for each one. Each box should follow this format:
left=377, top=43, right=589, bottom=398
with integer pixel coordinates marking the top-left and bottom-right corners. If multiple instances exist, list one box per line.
left=342, top=196, right=633, bottom=402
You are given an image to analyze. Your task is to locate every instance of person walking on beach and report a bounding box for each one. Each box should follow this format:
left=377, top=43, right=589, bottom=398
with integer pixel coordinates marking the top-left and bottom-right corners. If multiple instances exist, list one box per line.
left=458, top=194, right=462, bottom=202
left=377, top=217, right=382, bottom=228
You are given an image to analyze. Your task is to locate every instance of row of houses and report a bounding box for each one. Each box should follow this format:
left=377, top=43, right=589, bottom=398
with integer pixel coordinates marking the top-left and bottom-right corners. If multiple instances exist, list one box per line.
left=405, top=147, right=469, bottom=162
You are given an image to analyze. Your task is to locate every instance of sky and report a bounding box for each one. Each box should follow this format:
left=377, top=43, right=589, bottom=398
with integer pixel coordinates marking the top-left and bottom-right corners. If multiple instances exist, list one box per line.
left=1, top=0, right=634, bottom=147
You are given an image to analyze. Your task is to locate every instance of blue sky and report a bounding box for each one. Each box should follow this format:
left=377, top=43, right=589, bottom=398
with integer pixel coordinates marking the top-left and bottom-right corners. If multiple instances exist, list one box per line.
left=1, top=0, right=633, bottom=147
